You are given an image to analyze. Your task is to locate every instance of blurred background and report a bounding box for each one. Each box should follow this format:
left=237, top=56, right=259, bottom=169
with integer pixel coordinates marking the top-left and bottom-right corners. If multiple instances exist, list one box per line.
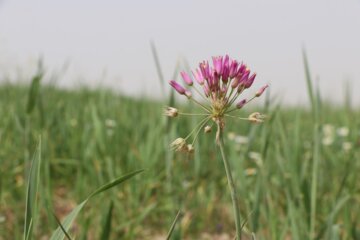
left=1, top=0, right=360, bottom=104
left=1, top=1, right=360, bottom=239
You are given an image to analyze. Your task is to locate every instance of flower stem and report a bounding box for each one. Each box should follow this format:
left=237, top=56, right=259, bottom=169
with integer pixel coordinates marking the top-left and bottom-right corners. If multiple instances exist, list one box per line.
left=217, top=123, right=242, bottom=240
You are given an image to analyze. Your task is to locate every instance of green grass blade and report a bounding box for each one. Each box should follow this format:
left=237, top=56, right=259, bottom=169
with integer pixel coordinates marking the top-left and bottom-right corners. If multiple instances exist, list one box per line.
left=302, top=48, right=314, bottom=108
left=52, top=212, right=73, bottom=240
left=26, top=64, right=43, bottom=115
left=50, top=200, right=87, bottom=240
left=150, top=40, right=165, bottom=92
left=24, top=139, right=42, bottom=240
left=100, top=201, right=114, bottom=240
left=325, top=196, right=350, bottom=239
left=89, top=169, right=144, bottom=198
left=303, top=48, right=322, bottom=239
left=25, top=219, right=33, bottom=240
left=251, top=232, right=257, bottom=240
left=166, top=210, right=182, bottom=240
left=50, top=169, right=144, bottom=240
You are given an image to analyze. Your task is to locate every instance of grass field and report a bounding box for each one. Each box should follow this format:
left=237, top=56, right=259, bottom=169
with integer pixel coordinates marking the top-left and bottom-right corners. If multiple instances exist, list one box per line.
left=0, top=60, right=359, bottom=239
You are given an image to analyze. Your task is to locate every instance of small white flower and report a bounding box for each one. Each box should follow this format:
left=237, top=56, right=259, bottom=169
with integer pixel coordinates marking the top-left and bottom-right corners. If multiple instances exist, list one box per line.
left=245, top=168, right=257, bottom=176
left=322, top=136, right=334, bottom=146
left=322, top=124, right=335, bottom=137
left=234, top=135, right=249, bottom=145
left=106, top=129, right=114, bottom=137
left=182, top=180, right=191, bottom=189
left=0, top=215, right=5, bottom=223
left=227, top=132, right=236, bottom=140
left=69, top=118, right=78, bottom=127
left=337, top=127, right=349, bottom=137
left=105, top=119, right=117, bottom=128
left=342, top=142, right=352, bottom=151
left=249, top=151, right=263, bottom=166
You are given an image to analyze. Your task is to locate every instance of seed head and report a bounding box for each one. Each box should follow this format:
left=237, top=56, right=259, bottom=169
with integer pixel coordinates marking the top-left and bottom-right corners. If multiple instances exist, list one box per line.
left=248, top=112, right=266, bottom=123
left=187, top=144, right=195, bottom=153
left=204, top=125, right=212, bottom=133
left=170, top=138, right=187, bottom=152
left=164, top=107, right=178, bottom=117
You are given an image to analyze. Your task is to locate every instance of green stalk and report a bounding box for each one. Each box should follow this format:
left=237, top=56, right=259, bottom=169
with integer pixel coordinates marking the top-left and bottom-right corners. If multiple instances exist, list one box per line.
left=217, top=123, right=242, bottom=240
left=303, top=49, right=321, bottom=239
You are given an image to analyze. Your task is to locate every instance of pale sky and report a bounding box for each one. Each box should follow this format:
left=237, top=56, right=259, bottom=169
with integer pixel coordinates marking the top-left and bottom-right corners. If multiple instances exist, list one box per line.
left=0, top=0, right=360, bottom=105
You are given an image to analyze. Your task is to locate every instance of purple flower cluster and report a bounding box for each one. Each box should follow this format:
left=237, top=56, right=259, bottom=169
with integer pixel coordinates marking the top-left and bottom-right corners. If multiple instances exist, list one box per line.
left=169, top=55, right=268, bottom=119
left=166, top=55, right=268, bottom=154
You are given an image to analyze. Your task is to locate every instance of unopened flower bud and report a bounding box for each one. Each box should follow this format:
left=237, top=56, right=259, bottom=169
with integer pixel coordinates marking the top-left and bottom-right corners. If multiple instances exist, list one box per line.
left=212, top=56, right=223, bottom=74
left=229, top=60, right=239, bottom=78
left=164, top=107, right=178, bottom=117
left=184, top=90, right=192, bottom=98
left=203, top=84, right=210, bottom=97
left=192, top=69, right=204, bottom=85
left=222, top=66, right=229, bottom=83
left=231, top=76, right=240, bottom=88
left=244, top=72, right=256, bottom=88
left=187, top=144, right=195, bottom=153
left=237, top=63, right=246, bottom=75
left=169, top=80, right=186, bottom=95
left=180, top=71, right=193, bottom=86
left=255, top=84, right=268, bottom=97
left=170, top=138, right=187, bottom=152
left=248, top=112, right=266, bottom=123
left=223, top=55, right=230, bottom=70
left=213, top=71, right=220, bottom=86
left=239, top=70, right=250, bottom=86
left=204, top=125, right=212, bottom=133
left=199, top=61, right=210, bottom=79
left=236, top=99, right=247, bottom=109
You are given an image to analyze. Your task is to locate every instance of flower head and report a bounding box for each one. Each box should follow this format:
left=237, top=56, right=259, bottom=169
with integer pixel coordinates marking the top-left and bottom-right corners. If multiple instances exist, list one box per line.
left=167, top=55, right=268, bottom=149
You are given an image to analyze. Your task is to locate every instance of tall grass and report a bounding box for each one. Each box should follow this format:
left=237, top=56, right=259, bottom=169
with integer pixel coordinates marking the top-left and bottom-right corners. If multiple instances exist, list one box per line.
left=0, top=59, right=359, bottom=239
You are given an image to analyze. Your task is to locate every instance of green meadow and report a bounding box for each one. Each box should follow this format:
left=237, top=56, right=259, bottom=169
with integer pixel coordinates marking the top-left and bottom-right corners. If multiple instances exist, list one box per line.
left=0, top=57, right=359, bottom=239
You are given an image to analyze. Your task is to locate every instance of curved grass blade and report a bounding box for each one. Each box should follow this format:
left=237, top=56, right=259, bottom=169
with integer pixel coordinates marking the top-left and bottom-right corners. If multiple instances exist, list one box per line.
left=50, top=169, right=144, bottom=240
left=166, top=210, right=182, bottom=240
left=88, top=169, right=144, bottom=198
left=52, top=212, right=73, bottom=240
left=24, top=139, right=42, bottom=240
left=26, top=62, right=43, bottom=115
left=150, top=41, right=165, bottom=92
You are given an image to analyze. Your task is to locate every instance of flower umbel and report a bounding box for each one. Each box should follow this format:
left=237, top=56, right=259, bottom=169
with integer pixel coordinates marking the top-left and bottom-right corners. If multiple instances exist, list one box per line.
left=166, top=55, right=268, bottom=240
left=168, top=55, right=268, bottom=146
